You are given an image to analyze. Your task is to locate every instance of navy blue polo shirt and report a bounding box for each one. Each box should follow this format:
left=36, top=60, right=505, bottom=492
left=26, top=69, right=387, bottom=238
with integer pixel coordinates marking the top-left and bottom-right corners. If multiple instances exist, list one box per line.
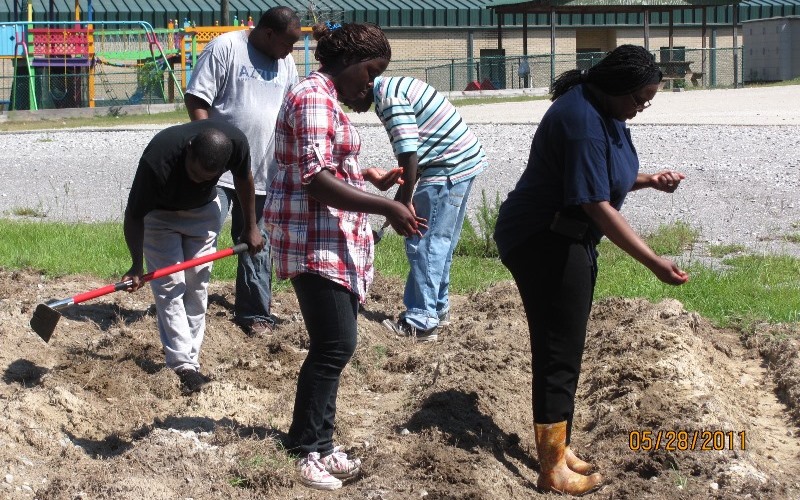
left=494, top=84, right=640, bottom=260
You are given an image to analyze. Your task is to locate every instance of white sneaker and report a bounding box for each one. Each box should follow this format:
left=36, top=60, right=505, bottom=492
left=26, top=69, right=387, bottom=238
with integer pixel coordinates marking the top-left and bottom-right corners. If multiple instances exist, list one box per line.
left=296, top=452, right=343, bottom=490
left=321, top=449, right=362, bottom=480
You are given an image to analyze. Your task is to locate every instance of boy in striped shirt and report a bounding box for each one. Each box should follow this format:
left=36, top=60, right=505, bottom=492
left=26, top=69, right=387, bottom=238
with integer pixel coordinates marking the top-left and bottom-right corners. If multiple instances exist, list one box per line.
left=351, top=76, right=488, bottom=341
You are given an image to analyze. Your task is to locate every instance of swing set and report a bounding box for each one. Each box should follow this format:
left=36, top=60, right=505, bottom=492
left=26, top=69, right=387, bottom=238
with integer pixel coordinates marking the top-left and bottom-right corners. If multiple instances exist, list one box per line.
left=91, top=24, right=182, bottom=107
left=8, top=20, right=181, bottom=111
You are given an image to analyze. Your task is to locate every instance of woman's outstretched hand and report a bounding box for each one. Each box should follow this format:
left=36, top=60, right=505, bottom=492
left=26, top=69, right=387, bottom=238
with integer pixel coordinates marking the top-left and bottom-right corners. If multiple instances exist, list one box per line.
left=649, top=257, right=690, bottom=285
left=649, top=170, right=686, bottom=193
left=385, top=201, right=426, bottom=238
left=363, top=167, right=404, bottom=191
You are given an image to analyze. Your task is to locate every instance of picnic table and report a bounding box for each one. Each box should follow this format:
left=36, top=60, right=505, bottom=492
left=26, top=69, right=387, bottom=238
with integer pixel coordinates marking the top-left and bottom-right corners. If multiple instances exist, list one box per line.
left=658, top=60, right=703, bottom=87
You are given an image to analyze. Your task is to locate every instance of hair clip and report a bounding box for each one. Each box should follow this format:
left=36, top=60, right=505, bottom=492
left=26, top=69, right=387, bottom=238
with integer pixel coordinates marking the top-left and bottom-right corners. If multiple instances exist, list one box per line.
left=325, top=21, right=342, bottom=31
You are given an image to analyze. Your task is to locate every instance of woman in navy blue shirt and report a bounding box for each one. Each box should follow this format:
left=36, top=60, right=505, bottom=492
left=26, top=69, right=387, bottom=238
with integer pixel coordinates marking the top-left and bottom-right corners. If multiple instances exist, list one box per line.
left=494, top=45, right=689, bottom=496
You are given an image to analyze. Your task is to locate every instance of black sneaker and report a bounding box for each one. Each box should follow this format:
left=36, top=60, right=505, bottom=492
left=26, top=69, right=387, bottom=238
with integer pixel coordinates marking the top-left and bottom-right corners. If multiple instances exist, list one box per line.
left=382, top=319, right=438, bottom=343
left=242, top=320, right=274, bottom=337
left=176, top=368, right=209, bottom=395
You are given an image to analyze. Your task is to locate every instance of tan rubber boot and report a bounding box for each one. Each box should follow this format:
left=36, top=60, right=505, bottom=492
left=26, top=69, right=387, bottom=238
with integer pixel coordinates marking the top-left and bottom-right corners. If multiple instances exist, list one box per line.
left=534, top=421, right=603, bottom=496
left=565, top=445, right=595, bottom=475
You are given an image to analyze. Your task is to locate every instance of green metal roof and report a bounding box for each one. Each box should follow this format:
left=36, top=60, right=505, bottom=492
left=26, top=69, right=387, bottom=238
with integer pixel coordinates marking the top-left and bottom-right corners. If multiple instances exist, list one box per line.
left=1, top=0, right=799, bottom=27
left=489, top=0, right=734, bottom=9
left=487, top=0, right=800, bottom=25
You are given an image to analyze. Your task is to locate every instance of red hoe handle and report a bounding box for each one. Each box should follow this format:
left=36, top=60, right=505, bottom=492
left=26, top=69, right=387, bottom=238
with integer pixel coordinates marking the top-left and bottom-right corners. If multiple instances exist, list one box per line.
left=30, top=243, right=249, bottom=342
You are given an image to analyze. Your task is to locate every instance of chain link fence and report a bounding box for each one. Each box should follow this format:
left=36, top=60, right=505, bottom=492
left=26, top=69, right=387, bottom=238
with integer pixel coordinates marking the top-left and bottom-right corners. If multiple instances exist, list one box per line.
left=0, top=46, right=746, bottom=112
left=0, top=22, right=182, bottom=112
left=389, top=47, right=744, bottom=92
left=0, top=63, right=182, bottom=110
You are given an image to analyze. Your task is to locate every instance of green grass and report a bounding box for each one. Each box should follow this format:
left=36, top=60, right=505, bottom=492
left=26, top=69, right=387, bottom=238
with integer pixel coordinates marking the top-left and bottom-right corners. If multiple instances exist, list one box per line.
left=0, top=219, right=240, bottom=282
left=0, top=108, right=189, bottom=133
left=455, top=190, right=501, bottom=259
left=1, top=219, right=798, bottom=326
left=373, top=232, right=510, bottom=294
left=707, top=243, right=746, bottom=258
left=745, top=76, right=800, bottom=88
left=450, top=95, right=549, bottom=106
left=594, top=241, right=800, bottom=325
left=783, top=233, right=800, bottom=244
left=8, top=206, right=48, bottom=218
left=645, top=220, right=699, bottom=255
left=227, top=449, right=295, bottom=489
left=0, top=95, right=550, bottom=133
left=0, top=221, right=131, bottom=278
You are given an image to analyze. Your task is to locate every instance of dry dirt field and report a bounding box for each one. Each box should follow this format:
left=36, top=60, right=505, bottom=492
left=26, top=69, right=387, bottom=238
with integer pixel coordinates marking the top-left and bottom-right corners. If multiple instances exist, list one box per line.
left=1, top=267, right=799, bottom=499
left=1, top=85, right=800, bottom=499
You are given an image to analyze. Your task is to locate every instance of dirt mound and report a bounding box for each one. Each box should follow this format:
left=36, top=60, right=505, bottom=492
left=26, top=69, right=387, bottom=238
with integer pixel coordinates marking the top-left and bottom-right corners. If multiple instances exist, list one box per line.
left=1, top=269, right=799, bottom=499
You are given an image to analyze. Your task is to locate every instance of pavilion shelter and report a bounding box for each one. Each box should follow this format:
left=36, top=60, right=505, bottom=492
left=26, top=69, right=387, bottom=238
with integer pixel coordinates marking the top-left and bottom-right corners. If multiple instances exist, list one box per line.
left=486, top=0, right=741, bottom=85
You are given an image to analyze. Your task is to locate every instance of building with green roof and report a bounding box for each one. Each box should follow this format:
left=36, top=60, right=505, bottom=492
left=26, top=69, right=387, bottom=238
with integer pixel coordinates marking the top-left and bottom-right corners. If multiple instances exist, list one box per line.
left=1, top=0, right=798, bottom=107
left=3, top=0, right=800, bottom=27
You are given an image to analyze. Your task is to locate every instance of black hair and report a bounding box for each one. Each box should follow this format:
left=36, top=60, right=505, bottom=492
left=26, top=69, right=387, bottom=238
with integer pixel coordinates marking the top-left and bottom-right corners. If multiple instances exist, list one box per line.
left=190, top=127, right=233, bottom=175
left=550, top=44, right=663, bottom=101
left=257, top=6, right=300, bottom=32
left=312, top=22, right=391, bottom=68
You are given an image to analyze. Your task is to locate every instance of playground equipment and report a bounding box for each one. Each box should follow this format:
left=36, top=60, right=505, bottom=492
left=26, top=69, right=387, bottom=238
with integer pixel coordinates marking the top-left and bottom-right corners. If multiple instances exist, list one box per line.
left=13, top=25, right=93, bottom=110
left=0, top=17, right=313, bottom=112
left=6, top=21, right=182, bottom=111
left=92, top=23, right=183, bottom=106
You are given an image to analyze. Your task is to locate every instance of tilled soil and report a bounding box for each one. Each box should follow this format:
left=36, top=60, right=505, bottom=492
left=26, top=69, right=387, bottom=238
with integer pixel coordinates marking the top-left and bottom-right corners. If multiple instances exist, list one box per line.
left=1, top=269, right=799, bottom=499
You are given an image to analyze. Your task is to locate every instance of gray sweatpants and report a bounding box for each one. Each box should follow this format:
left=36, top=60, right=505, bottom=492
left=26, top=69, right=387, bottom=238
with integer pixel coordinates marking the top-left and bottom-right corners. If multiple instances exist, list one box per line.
left=143, top=199, right=221, bottom=372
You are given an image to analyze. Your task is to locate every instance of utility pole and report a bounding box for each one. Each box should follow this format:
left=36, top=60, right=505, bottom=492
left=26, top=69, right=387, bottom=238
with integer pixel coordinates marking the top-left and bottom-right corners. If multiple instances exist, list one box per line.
left=221, top=0, right=230, bottom=26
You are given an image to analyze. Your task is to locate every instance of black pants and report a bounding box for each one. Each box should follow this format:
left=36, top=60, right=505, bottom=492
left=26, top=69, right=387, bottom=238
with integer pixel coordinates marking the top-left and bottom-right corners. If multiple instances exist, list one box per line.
left=502, top=231, right=596, bottom=443
left=288, top=273, right=359, bottom=457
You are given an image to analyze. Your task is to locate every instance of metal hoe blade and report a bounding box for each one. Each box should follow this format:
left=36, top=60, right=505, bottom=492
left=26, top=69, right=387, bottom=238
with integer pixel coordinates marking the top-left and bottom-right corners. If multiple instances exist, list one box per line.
left=30, top=303, right=63, bottom=343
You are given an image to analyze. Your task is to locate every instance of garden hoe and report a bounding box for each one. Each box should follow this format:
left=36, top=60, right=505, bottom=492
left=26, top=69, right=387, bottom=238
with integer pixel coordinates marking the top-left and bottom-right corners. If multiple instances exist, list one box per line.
left=29, top=243, right=249, bottom=343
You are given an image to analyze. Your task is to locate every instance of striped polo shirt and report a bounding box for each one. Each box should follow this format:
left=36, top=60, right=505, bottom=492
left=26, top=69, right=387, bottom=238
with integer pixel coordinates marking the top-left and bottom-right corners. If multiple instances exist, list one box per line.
left=372, top=76, right=487, bottom=185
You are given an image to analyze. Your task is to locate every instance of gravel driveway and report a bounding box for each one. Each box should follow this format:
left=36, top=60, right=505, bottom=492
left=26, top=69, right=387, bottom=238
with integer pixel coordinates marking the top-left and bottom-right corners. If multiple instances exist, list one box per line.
left=1, top=85, right=798, bottom=257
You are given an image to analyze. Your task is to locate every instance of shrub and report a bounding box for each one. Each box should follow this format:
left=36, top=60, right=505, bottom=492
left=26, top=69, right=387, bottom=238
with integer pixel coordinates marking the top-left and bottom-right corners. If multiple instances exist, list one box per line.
left=455, top=190, right=501, bottom=258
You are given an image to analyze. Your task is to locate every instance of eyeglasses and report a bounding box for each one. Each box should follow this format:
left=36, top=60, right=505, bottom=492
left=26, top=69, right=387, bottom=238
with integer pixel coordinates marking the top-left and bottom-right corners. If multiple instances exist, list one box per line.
left=629, top=94, right=651, bottom=111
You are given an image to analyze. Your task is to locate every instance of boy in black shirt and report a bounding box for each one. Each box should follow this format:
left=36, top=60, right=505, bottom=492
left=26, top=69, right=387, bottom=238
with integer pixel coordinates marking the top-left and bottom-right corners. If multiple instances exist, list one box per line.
left=122, top=121, right=263, bottom=394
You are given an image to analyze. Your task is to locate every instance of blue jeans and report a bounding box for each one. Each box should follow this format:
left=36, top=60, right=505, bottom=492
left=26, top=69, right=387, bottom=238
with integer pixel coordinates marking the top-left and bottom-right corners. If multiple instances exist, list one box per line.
left=216, top=186, right=274, bottom=327
left=401, top=176, right=475, bottom=330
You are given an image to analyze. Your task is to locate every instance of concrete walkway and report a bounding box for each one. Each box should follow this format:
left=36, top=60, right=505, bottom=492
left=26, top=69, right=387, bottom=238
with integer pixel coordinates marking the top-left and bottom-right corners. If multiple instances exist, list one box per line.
left=347, top=84, right=800, bottom=126
left=1, top=84, right=796, bottom=128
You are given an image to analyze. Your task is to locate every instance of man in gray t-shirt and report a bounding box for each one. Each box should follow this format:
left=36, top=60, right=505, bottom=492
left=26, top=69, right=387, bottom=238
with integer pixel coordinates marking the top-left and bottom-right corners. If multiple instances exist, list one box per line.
left=185, top=6, right=301, bottom=337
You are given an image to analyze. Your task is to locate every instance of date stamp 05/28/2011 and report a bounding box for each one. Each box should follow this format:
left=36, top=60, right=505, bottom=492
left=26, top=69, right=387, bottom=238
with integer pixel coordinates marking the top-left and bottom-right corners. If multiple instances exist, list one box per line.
left=629, top=430, right=747, bottom=452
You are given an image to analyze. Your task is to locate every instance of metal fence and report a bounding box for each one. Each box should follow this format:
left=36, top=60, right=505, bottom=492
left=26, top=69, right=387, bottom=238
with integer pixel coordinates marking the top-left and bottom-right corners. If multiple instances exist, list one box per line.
left=1, top=62, right=185, bottom=110
left=0, top=46, right=747, bottom=112
left=0, top=21, right=181, bottom=111
left=390, top=47, right=744, bottom=92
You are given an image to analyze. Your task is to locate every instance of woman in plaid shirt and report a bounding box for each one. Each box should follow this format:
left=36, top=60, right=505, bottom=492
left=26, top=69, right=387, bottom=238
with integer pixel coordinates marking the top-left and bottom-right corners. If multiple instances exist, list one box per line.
left=264, top=21, right=424, bottom=491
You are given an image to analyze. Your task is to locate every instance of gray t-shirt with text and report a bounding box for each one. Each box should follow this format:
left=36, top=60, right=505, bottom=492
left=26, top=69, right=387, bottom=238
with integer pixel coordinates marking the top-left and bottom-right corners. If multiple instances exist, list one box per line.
left=186, top=29, right=299, bottom=195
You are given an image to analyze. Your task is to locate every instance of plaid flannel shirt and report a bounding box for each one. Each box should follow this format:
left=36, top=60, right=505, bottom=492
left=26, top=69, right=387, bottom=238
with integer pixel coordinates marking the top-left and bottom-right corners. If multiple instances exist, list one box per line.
left=264, top=72, right=374, bottom=302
